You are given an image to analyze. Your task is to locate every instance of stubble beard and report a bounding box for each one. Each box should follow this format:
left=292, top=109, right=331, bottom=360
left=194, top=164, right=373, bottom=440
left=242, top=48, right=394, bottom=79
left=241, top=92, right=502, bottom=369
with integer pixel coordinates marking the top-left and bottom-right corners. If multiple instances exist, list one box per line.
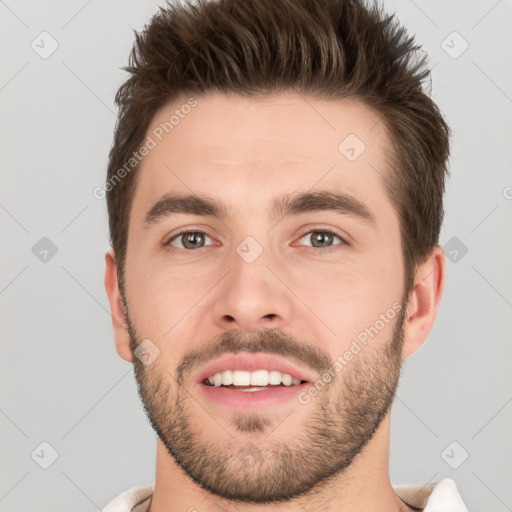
left=128, top=308, right=406, bottom=504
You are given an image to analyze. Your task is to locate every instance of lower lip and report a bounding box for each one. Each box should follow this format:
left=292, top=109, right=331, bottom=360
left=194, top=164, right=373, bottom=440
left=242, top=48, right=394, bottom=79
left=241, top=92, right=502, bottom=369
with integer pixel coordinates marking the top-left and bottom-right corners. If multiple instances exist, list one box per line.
left=196, top=383, right=309, bottom=412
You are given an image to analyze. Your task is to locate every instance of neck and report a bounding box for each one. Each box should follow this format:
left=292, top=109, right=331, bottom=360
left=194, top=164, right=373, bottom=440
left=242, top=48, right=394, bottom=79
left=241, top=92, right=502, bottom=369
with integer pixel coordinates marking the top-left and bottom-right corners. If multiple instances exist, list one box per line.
left=147, top=413, right=416, bottom=512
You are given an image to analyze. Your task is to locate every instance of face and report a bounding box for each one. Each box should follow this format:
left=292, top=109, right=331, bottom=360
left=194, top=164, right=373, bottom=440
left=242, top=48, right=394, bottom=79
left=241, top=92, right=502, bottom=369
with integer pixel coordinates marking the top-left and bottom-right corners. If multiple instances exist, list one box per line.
left=121, top=92, right=408, bottom=503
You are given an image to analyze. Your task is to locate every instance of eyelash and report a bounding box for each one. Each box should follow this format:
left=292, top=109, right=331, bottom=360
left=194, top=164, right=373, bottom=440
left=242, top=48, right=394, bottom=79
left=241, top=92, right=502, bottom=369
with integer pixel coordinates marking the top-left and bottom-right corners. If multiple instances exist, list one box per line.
left=299, top=228, right=347, bottom=253
left=165, top=228, right=347, bottom=253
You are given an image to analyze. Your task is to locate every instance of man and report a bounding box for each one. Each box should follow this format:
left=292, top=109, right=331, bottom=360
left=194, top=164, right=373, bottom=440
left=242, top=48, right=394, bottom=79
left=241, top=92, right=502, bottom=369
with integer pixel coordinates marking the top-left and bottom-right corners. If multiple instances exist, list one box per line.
left=102, top=0, right=469, bottom=510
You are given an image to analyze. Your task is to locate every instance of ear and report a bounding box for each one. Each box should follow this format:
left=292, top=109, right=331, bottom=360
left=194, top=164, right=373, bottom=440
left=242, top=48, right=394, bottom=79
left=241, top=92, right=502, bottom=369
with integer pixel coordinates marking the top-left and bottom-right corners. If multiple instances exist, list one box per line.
left=401, top=245, right=446, bottom=360
left=104, top=248, right=133, bottom=362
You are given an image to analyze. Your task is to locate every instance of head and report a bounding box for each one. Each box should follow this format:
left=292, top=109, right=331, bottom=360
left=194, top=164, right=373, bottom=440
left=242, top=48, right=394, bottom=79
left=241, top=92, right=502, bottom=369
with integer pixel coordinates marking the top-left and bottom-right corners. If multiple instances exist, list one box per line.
left=104, top=0, right=449, bottom=504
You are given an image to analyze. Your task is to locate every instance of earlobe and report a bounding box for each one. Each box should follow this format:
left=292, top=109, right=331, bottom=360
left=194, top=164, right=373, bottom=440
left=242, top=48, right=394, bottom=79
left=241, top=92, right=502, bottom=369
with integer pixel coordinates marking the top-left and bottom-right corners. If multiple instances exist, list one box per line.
left=401, top=246, right=446, bottom=360
left=104, top=248, right=133, bottom=363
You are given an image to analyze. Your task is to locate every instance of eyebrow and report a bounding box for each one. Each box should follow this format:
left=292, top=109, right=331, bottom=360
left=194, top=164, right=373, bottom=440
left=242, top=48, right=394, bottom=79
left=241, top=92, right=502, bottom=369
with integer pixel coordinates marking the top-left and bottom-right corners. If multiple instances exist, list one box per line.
left=143, top=190, right=377, bottom=229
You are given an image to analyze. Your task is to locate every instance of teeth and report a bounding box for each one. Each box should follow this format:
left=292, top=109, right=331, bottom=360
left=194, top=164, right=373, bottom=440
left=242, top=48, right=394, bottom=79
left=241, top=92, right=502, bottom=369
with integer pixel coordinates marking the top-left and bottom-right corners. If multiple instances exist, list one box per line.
left=251, top=370, right=268, bottom=386
left=282, top=373, right=293, bottom=386
left=206, top=369, right=303, bottom=387
left=222, top=370, right=233, bottom=385
left=233, top=370, right=251, bottom=386
left=269, top=370, right=282, bottom=385
left=213, top=372, right=223, bottom=387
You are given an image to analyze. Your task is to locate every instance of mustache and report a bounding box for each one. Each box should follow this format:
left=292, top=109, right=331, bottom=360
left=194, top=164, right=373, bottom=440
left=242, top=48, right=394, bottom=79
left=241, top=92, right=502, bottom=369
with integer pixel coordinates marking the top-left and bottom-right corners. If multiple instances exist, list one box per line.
left=175, top=328, right=332, bottom=385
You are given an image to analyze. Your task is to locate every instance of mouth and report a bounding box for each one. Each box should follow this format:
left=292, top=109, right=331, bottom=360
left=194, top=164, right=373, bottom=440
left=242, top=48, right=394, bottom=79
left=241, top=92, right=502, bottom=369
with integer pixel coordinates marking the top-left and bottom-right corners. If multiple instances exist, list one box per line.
left=202, top=369, right=306, bottom=390
left=194, top=354, right=314, bottom=412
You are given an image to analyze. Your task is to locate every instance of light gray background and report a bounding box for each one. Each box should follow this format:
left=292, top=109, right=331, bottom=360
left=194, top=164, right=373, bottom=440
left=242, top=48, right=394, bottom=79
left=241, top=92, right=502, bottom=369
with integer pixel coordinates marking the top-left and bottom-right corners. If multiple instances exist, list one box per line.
left=1, top=1, right=511, bottom=511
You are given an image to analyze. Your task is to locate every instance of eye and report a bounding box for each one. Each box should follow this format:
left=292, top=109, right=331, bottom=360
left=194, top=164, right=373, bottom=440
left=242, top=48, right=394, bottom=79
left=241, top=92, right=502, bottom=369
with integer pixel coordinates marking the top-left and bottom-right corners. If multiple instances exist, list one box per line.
left=167, top=231, right=214, bottom=250
left=298, top=229, right=346, bottom=250
left=165, top=229, right=345, bottom=252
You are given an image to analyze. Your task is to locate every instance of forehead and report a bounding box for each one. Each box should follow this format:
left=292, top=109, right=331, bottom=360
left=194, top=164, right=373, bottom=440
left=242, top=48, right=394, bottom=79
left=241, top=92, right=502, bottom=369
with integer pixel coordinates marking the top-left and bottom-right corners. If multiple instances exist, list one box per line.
left=131, top=91, right=395, bottom=224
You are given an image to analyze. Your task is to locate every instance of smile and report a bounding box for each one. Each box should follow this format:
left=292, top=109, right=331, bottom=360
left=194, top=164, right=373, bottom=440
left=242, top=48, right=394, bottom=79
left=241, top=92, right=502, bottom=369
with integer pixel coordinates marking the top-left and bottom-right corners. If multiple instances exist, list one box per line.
left=203, top=369, right=304, bottom=388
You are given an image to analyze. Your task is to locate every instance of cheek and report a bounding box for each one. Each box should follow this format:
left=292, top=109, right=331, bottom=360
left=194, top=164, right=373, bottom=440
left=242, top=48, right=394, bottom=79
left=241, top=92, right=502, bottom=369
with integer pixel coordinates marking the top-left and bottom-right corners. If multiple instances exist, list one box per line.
left=127, top=263, right=215, bottom=332
left=287, top=254, right=403, bottom=345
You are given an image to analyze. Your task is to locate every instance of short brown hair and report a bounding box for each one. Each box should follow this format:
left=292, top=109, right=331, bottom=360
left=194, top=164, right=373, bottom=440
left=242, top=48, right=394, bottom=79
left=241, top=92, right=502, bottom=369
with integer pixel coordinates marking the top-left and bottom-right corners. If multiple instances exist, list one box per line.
left=106, top=0, right=450, bottom=297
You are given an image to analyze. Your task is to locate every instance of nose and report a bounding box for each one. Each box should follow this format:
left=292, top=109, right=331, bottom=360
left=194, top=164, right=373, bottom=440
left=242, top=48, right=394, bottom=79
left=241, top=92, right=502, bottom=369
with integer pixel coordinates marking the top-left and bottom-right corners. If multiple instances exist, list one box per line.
left=211, top=247, right=293, bottom=332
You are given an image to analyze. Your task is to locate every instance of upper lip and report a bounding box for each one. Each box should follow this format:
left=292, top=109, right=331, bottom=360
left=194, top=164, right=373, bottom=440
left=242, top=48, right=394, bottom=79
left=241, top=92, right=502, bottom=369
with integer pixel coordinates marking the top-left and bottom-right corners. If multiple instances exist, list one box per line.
left=195, top=353, right=316, bottom=384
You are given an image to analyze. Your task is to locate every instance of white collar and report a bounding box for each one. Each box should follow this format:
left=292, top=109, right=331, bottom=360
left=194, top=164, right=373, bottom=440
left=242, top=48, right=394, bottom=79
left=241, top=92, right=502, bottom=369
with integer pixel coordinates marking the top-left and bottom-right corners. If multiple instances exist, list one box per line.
left=102, top=477, right=468, bottom=512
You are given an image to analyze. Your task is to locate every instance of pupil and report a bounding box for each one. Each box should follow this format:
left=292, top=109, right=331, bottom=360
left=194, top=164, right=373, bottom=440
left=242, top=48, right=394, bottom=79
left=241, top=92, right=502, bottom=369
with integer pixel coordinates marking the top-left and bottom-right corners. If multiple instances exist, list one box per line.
left=184, top=232, right=203, bottom=249
left=312, top=232, right=332, bottom=247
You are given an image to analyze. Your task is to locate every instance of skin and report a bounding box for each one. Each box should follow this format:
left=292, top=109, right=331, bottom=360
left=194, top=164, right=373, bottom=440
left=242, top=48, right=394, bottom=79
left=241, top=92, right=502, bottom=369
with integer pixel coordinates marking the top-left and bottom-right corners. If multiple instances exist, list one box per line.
left=105, top=91, right=445, bottom=512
